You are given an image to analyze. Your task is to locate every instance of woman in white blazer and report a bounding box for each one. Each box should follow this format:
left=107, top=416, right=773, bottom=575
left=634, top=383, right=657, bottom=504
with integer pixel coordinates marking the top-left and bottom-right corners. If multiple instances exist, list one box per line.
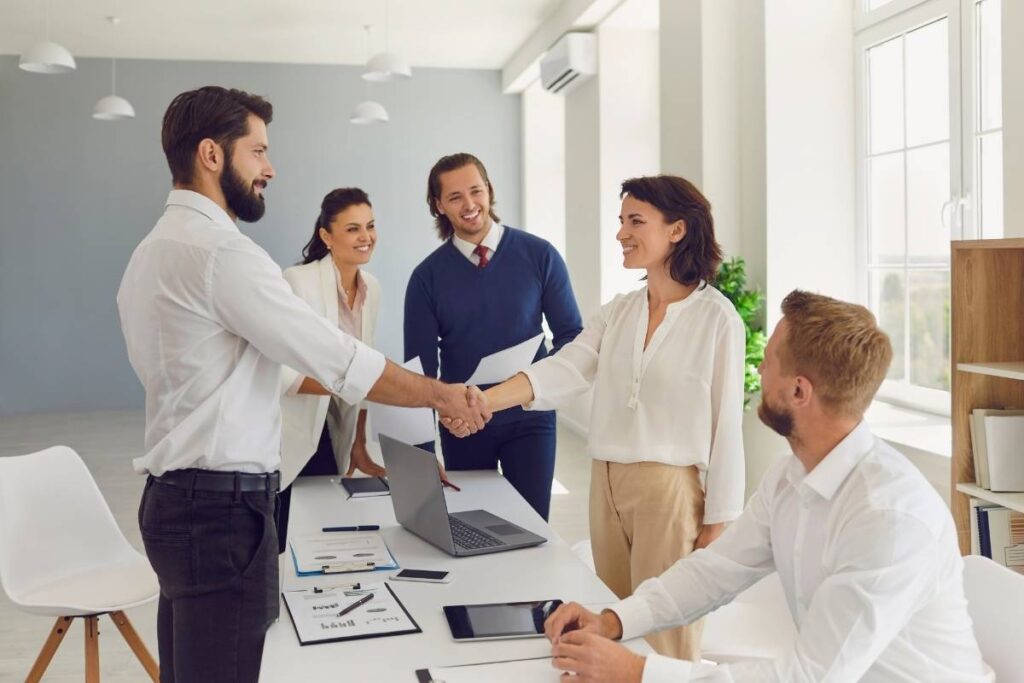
left=276, top=188, right=383, bottom=549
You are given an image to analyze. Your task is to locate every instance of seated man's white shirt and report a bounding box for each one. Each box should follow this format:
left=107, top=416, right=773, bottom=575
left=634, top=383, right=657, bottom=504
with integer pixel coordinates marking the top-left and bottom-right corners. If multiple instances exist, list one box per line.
left=117, top=190, right=386, bottom=476
left=611, top=421, right=991, bottom=682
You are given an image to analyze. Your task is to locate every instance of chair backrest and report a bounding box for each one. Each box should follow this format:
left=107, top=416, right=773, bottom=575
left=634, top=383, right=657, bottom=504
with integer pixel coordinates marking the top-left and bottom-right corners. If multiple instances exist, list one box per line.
left=962, top=554, right=1024, bottom=679
left=0, top=446, right=133, bottom=600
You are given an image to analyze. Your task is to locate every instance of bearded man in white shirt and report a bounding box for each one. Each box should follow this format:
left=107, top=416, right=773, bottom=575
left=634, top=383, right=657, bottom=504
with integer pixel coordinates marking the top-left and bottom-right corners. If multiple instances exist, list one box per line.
left=542, top=290, right=991, bottom=682
left=117, top=86, right=490, bottom=683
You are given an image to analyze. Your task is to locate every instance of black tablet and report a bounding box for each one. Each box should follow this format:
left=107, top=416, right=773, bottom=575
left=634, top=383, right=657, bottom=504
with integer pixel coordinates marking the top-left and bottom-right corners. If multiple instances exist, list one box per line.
left=443, top=600, right=563, bottom=641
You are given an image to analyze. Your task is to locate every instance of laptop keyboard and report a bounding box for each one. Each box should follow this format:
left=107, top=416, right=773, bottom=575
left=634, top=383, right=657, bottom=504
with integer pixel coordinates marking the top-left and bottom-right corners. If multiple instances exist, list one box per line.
left=448, top=515, right=503, bottom=550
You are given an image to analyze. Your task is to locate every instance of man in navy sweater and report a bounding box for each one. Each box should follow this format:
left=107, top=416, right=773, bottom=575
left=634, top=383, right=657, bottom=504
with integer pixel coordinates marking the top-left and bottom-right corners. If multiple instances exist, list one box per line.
left=404, top=153, right=582, bottom=521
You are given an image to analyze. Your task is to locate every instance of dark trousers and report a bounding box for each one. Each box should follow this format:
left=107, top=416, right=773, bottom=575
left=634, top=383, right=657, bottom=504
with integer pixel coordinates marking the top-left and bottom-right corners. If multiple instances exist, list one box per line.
left=139, top=474, right=279, bottom=683
left=276, top=421, right=338, bottom=553
left=438, top=411, right=557, bottom=520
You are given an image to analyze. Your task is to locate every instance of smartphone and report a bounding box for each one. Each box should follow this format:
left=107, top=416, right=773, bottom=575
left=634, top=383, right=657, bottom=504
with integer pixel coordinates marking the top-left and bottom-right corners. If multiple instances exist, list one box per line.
left=443, top=600, right=564, bottom=640
left=389, top=568, right=453, bottom=584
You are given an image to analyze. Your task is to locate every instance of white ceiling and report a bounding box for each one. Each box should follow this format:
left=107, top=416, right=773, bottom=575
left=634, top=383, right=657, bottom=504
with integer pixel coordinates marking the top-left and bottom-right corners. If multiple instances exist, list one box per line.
left=0, top=0, right=565, bottom=69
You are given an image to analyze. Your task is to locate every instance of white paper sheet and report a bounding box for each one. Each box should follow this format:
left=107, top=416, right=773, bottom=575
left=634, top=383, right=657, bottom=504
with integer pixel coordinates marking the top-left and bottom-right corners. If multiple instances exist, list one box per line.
left=465, top=333, right=545, bottom=386
left=424, top=657, right=558, bottom=682
left=283, top=582, right=419, bottom=644
left=290, top=533, right=397, bottom=575
left=368, top=357, right=436, bottom=445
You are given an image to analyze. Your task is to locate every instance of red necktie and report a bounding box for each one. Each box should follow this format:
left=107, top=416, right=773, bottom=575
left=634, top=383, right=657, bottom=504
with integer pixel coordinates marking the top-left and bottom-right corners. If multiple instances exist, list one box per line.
left=473, top=244, right=490, bottom=268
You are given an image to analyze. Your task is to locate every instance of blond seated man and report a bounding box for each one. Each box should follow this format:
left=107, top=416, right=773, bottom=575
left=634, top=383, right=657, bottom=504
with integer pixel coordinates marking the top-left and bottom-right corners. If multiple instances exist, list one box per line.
left=544, top=290, right=992, bottom=683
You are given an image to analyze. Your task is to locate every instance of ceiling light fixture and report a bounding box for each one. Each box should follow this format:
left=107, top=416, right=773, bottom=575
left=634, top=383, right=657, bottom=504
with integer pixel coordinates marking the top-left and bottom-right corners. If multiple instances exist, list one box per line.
left=93, top=17, right=135, bottom=121
left=19, top=0, right=76, bottom=74
left=362, top=1, right=411, bottom=82
left=350, top=25, right=390, bottom=125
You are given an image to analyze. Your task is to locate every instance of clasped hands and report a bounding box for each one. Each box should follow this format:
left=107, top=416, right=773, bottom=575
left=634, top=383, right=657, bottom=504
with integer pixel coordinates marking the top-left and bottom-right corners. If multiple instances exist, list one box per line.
left=543, top=602, right=646, bottom=682
left=437, top=384, right=492, bottom=437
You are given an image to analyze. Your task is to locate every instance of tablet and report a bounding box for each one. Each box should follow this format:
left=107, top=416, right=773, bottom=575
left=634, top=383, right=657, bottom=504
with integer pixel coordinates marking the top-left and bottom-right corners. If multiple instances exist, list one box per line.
left=443, top=600, right=563, bottom=641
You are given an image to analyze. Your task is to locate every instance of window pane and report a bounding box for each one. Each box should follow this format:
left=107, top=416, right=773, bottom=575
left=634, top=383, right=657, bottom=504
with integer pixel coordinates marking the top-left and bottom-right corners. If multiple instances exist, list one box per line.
left=978, top=0, right=1002, bottom=130
left=905, top=19, right=949, bottom=147
left=979, top=131, right=1004, bottom=238
left=906, top=142, right=950, bottom=264
left=869, top=37, right=904, bottom=154
left=908, top=270, right=950, bottom=391
left=869, top=152, right=906, bottom=264
left=870, top=269, right=906, bottom=382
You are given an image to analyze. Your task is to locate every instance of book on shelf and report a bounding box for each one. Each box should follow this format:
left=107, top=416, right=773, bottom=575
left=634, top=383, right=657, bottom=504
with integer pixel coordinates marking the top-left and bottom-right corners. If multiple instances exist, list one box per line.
left=970, top=498, right=1024, bottom=575
left=970, top=408, right=1024, bottom=491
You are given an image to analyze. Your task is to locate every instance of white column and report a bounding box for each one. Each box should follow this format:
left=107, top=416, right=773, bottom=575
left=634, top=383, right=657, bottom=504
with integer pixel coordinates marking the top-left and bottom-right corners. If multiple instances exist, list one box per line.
left=1002, top=0, right=1024, bottom=236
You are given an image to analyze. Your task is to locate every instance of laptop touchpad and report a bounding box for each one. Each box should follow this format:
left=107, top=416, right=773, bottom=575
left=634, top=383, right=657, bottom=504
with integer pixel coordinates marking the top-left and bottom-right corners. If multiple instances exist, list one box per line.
left=487, top=523, right=524, bottom=536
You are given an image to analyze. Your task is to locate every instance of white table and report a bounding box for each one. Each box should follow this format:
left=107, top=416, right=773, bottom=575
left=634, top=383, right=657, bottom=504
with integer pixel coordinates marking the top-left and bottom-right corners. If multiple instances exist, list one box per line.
left=260, top=471, right=651, bottom=681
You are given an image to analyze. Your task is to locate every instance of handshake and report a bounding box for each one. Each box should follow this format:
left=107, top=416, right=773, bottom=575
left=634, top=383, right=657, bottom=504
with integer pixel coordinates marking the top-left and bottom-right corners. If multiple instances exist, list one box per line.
left=436, top=384, right=491, bottom=438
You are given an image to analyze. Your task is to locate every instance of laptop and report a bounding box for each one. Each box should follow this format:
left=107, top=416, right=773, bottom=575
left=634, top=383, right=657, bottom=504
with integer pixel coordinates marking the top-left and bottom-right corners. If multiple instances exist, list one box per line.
left=379, top=435, right=547, bottom=557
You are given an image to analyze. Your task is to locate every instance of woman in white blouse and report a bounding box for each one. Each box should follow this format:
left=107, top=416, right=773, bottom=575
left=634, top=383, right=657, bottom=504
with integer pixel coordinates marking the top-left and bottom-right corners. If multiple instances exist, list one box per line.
left=275, top=188, right=383, bottom=549
left=474, top=175, right=746, bottom=661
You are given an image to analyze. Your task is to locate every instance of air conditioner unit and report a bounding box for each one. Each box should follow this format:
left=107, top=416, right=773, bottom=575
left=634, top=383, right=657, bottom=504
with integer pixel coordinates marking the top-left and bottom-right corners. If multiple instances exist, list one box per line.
left=540, top=32, right=596, bottom=95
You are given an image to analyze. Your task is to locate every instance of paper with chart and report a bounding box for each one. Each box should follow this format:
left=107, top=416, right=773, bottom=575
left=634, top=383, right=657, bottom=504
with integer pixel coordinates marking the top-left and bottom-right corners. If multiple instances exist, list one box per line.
left=283, top=582, right=420, bottom=645
left=465, top=333, right=545, bottom=386
left=290, top=532, right=397, bottom=575
left=367, top=357, right=436, bottom=445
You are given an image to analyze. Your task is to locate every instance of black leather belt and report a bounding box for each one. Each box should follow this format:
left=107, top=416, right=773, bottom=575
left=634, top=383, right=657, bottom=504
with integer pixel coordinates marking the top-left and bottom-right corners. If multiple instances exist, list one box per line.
left=153, top=468, right=281, bottom=493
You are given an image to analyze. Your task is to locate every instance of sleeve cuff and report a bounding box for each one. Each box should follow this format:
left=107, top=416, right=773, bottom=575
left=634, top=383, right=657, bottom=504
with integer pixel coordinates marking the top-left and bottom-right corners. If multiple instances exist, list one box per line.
left=609, top=594, right=656, bottom=642
left=332, top=341, right=386, bottom=405
left=703, top=509, right=743, bottom=525
left=641, top=653, right=694, bottom=683
left=521, top=367, right=554, bottom=411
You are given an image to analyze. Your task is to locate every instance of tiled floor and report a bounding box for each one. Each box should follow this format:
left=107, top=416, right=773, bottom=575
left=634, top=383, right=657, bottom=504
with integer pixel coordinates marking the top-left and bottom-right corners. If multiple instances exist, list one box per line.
left=0, top=410, right=592, bottom=682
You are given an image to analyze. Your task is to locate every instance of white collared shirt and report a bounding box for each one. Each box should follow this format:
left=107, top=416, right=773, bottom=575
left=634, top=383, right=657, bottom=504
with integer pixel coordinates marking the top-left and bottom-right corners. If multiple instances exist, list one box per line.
left=612, top=421, right=992, bottom=682
left=117, top=190, right=386, bottom=476
left=523, top=284, right=746, bottom=523
left=451, top=222, right=504, bottom=265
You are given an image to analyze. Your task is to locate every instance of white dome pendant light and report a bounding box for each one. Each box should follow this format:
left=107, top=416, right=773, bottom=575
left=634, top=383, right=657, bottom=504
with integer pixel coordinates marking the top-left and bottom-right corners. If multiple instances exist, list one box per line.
left=93, top=18, right=135, bottom=121
left=350, top=26, right=390, bottom=125
left=19, top=0, right=76, bottom=74
left=362, top=0, right=411, bottom=82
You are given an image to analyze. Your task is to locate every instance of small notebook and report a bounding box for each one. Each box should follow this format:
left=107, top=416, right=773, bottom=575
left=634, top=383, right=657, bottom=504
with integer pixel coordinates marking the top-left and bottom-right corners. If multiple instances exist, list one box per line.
left=341, top=476, right=390, bottom=498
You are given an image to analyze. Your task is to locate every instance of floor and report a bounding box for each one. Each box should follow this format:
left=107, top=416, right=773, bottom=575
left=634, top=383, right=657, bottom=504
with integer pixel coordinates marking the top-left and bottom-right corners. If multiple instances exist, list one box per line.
left=0, top=410, right=592, bottom=682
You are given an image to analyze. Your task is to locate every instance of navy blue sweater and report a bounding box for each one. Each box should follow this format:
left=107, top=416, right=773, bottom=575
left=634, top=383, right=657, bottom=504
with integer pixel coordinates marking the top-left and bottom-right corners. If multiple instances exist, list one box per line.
left=404, top=227, right=583, bottom=426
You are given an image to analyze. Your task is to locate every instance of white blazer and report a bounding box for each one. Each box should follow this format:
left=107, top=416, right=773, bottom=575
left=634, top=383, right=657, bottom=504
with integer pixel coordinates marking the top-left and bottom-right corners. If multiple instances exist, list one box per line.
left=279, top=256, right=380, bottom=487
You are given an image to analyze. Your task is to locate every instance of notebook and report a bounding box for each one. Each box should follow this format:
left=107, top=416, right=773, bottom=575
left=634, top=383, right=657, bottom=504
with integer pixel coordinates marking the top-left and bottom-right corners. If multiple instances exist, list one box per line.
left=340, top=476, right=390, bottom=498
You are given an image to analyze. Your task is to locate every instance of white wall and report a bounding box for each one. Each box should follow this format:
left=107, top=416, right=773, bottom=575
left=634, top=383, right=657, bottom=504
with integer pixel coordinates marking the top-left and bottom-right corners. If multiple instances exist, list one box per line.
left=764, top=0, right=856, bottom=326
left=522, top=79, right=567, bottom=255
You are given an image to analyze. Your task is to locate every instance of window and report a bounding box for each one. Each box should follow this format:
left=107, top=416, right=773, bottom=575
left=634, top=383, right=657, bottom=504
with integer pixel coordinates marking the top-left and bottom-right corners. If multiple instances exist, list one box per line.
left=855, top=0, right=1002, bottom=414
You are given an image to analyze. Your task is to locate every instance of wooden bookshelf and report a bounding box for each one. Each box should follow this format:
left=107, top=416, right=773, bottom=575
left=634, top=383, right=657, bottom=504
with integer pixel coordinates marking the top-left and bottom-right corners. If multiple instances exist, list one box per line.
left=951, top=238, right=1024, bottom=554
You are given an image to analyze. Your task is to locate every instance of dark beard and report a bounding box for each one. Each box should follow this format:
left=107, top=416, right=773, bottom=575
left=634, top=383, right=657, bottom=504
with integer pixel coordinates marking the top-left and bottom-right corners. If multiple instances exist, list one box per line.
left=758, top=395, right=795, bottom=437
left=221, top=160, right=265, bottom=222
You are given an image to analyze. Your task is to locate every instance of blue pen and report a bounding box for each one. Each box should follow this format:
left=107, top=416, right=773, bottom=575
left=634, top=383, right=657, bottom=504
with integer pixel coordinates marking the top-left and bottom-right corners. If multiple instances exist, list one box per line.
left=322, top=525, right=380, bottom=532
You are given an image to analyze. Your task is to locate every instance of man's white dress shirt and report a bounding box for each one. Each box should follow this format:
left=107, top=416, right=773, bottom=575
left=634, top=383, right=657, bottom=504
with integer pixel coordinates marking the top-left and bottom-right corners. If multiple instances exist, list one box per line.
left=117, top=190, right=386, bottom=476
left=451, top=223, right=503, bottom=265
left=523, top=284, right=746, bottom=524
left=611, top=421, right=992, bottom=682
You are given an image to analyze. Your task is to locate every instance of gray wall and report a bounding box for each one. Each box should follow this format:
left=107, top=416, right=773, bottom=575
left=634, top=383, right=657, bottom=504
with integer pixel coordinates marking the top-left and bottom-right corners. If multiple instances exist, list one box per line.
left=0, top=56, right=521, bottom=416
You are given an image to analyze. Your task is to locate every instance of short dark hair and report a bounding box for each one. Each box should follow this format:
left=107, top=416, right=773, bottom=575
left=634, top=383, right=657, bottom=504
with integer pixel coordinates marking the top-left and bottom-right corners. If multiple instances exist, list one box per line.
left=161, top=86, right=273, bottom=185
left=426, top=153, right=500, bottom=240
left=619, top=175, right=722, bottom=286
left=300, top=188, right=373, bottom=265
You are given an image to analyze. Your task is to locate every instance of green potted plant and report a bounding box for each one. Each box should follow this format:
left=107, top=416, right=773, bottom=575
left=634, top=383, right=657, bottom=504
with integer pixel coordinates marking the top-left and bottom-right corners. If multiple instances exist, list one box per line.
left=714, top=257, right=767, bottom=407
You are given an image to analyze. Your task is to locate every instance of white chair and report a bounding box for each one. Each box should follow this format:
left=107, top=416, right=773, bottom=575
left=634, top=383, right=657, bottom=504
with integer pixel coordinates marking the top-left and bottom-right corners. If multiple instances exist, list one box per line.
left=962, top=554, right=1024, bottom=679
left=701, top=572, right=796, bottom=663
left=0, top=445, right=160, bottom=682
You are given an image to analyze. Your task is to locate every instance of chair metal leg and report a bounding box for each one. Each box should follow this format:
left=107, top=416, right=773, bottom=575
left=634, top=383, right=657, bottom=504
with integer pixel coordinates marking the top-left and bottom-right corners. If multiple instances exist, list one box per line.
left=108, top=611, right=159, bottom=682
left=84, top=615, right=100, bottom=683
left=25, top=616, right=73, bottom=683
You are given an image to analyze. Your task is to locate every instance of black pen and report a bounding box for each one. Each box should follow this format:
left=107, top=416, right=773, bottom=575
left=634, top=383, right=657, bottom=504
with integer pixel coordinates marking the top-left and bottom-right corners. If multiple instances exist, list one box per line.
left=322, top=525, right=380, bottom=532
left=336, top=592, right=373, bottom=617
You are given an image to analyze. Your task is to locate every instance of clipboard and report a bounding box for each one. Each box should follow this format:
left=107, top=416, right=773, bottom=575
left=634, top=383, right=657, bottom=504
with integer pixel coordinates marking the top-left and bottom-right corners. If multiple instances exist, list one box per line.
left=282, top=582, right=420, bottom=645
